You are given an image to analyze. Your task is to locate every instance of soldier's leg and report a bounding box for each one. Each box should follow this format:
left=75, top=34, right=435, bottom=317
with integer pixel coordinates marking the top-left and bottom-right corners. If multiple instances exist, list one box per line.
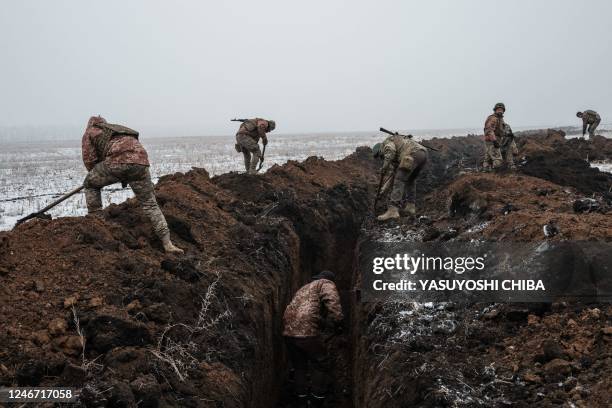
left=295, top=337, right=330, bottom=399
left=490, top=143, right=503, bottom=169
left=248, top=145, right=262, bottom=174
left=238, top=135, right=262, bottom=174
left=83, top=162, right=119, bottom=213
left=287, top=338, right=309, bottom=397
left=377, top=168, right=406, bottom=221
left=506, top=140, right=518, bottom=169
left=128, top=166, right=183, bottom=254
left=242, top=150, right=251, bottom=172
left=404, top=152, right=427, bottom=215
left=589, top=119, right=600, bottom=139
left=482, top=143, right=492, bottom=170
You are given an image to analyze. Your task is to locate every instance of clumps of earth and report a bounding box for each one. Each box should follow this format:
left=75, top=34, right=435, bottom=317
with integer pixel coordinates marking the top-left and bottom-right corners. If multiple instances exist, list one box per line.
left=1, top=129, right=611, bottom=407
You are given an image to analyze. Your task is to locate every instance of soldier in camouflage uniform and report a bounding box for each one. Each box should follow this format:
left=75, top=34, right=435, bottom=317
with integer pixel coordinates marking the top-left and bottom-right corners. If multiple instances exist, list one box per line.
left=500, top=123, right=518, bottom=170
left=576, top=110, right=601, bottom=139
left=81, top=116, right=183, bottom=254
left=373, top=134, right=428, bottom=221
left=234, top=118, right=276, bottom=174
left=283, top=270, right=343, bottom=401
left=483, top=102, right=506, bottom=171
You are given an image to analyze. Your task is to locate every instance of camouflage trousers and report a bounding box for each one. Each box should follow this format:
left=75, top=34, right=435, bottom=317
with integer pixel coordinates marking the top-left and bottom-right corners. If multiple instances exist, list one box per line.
left=236, top=134, right=261, bottom=172
left=286, top=336, right=331, bottom=397
left=483, top=141, right=502, bottom=169
left=587, top=119, right=600, bottom=139
left=389, top=150, right=427, bottom=207
left=500, top=138, right=518, bottom=168
left=83, top=162, right=170, bottom=239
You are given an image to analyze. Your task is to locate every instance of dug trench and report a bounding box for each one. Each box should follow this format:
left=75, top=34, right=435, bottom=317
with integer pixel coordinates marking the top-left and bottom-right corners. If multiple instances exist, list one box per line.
left=0, top=130, right=611, bottom=407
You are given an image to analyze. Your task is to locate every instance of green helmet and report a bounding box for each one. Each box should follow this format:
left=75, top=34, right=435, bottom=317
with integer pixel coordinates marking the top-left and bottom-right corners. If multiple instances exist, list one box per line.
left=493, top=102, right=506, bottom=112
left=372, top=143, right=383, bottom=158
left=267, top=120, right=276, bottom=132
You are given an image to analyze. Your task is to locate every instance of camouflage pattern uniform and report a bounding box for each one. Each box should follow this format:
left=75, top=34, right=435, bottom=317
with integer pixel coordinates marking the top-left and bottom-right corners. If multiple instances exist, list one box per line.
left=380, top=135, right=428, bottom=213
left=500, top=123, right=518, bottom=169
left=483, top=113, right=504, bottom=170
left=283, top=278, right=343, bottom=397
left=81, top=117, right=170, bottom=242
left=580, top=110, right=601, bottom=139
left=235, top=118, right=271, bottom=174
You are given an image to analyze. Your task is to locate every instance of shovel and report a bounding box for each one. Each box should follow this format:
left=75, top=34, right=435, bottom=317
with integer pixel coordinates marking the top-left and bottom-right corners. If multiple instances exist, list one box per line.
left=15, top=186, right=84, bottom=226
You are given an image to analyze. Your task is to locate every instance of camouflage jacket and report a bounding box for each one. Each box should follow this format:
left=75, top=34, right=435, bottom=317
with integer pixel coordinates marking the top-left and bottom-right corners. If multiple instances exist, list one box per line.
left=236, top=118, right=270, bottom=144
left=283, top=279, right=343, bottom=338
left=81, top=117, right=149, bottom=171
left=381, top=135, right=427, bottom=172
left=484, top=114, right=505, bottom=142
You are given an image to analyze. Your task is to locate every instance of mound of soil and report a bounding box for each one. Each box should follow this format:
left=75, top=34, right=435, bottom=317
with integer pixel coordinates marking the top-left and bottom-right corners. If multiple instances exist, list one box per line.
left=1, top=131, right=611, bottom=407
left=0, top=148, right=377, bottom=407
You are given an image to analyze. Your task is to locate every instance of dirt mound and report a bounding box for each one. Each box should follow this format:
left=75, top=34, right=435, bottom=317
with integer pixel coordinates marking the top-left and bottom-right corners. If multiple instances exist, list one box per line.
left=1, top=132, right=611, bottom=407
left=0, top=149, right=376, bottom=407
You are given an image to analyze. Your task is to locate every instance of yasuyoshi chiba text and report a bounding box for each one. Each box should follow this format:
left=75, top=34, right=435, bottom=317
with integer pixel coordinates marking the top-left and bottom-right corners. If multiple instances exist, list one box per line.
left=372, top=279, right=546, bottom=291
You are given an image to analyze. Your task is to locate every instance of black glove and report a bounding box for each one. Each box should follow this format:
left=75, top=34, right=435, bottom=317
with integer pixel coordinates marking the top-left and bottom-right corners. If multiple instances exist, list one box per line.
left=493, top=140, right=500, bottom=149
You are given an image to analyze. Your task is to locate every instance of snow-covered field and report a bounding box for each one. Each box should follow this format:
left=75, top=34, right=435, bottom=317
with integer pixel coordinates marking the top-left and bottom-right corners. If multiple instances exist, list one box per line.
left=1, top=130, right=611, bottom=231
left=0, top=132, right=384, bottom=230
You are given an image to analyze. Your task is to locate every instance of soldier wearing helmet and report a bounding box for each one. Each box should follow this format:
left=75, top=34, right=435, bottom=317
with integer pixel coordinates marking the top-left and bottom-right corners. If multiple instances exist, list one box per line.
left=482, top=103, right=506, bottom=171
left=576, top=110, right=601, bottom=140
left=372, top=133, right=428, bottom=221
left=234, top=118, right=276, bottom=174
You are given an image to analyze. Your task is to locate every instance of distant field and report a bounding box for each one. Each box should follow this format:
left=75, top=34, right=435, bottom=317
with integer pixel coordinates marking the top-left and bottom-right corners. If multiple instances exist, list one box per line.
left=0, top=132, right=382, bottom=230
left=1, top=129, right=610, bottom=231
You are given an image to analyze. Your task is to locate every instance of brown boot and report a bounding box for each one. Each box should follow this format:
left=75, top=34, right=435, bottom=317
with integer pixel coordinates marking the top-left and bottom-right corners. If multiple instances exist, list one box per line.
left=377, top=206, right=400, bottom=221
left=162, top=234, right=184, bottom=254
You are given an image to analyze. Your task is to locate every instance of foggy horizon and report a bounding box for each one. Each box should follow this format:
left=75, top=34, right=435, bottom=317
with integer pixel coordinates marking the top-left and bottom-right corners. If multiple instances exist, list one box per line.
left=1, top=0, right=611, bottom=138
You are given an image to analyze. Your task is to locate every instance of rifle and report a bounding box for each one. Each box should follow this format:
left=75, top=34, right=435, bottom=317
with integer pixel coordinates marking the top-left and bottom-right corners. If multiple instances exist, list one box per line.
left=379, top=127, right=440, bottom=152
left=15, top=185, right=84, bottom=226
left=257, top=144, right=266, bottom=171
left=231, top=118, right=248, bottom=123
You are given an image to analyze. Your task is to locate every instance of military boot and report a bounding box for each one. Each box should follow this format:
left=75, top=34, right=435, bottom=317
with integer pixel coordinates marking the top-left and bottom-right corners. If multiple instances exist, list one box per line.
left=162, top=234, right=184, bottom=254
left=377, top=206, right=400, bottom=221
left=403, top=202, right=416, bottom=217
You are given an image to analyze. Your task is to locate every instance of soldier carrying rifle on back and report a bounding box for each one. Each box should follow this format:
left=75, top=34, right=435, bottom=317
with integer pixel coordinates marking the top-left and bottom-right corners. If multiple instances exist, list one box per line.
left=232, top=118, right=276, bottom=174
left=373, top=128, right=429, bottom=221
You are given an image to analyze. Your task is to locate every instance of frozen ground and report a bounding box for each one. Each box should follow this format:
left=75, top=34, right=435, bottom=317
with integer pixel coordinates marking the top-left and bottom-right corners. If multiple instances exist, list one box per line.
left=1, top=129, right=610, bottom=231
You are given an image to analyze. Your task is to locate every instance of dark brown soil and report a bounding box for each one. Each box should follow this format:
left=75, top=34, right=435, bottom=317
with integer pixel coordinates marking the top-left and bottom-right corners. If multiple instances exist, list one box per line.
left=0, top=131, right=611, bottom=408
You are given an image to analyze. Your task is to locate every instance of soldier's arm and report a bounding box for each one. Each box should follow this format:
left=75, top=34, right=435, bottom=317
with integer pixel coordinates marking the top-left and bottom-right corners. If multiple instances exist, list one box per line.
left=484, top=116, right=497, bottom=141
left=582, top=116, right=588, bottom=135
left=320, top=281, right=344, bottom=323
left=257, top=121, right=268, bottom=145
left=381, top=142, right=396, bottom=173
left=81, top=132, right=98, bottom=171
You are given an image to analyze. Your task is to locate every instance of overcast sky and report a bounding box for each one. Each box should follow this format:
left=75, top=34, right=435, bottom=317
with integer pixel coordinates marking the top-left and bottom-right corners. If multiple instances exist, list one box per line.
left=1, top=0, right=611, bottom=136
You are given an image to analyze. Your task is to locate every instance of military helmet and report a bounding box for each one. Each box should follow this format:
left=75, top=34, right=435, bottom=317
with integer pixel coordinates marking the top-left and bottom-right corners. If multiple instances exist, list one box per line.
left=493, top=102, right=506, bottom=112
left=267, top=120, right=276, bottom=132
left=372, top=143, right=383, bottom=158
left=576, top=111, right=583, bottom=117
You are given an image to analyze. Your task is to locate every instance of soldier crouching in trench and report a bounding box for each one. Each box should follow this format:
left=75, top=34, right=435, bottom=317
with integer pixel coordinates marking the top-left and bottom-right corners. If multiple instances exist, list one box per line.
left=373, top=134, right=429, bottom=221
left=81, top=116, right=183, bottom=254
left=282, top=270, right=344, bottom=406
left=234, top=117, right=276, bottom=174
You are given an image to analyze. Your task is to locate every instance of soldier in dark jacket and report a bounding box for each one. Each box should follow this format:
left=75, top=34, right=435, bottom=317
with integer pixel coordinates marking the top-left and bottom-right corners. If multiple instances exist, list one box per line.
left=283, top=270, right=343, bottom=402
left=234, top=118, right=276, bottom=174
left=81, top=116, right=183, bottom=254
left=577, top=110, right=601, bottom=139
